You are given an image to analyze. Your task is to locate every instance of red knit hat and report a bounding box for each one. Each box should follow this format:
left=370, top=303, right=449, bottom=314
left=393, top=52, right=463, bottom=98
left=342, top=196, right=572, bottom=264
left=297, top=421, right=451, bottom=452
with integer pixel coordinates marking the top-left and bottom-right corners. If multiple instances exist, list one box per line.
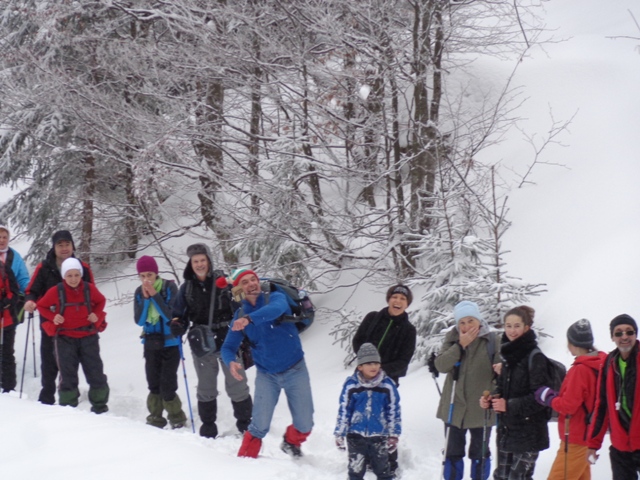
left=230, top=268, right=258, bottom=287
left=136, top=255, right=159, bottom=274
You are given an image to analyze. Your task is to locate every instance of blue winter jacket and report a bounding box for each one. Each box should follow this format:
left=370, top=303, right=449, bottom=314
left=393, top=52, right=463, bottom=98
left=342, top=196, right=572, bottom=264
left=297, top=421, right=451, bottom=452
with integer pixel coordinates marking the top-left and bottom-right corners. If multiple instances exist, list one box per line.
left=221, top=291, right=303, bottom=374
left=133, top=279, right=180, bottom=348
left=9, top=247, right=29, bottom=293
left=334, top=370, right=401, bottom=438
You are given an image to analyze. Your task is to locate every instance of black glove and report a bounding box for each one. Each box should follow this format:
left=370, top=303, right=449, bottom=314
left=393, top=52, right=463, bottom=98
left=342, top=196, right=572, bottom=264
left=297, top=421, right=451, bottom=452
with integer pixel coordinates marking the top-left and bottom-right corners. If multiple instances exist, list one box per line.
left=427, top=352, right=439, bottom=377
left=170, top=320, right=185, bottom=337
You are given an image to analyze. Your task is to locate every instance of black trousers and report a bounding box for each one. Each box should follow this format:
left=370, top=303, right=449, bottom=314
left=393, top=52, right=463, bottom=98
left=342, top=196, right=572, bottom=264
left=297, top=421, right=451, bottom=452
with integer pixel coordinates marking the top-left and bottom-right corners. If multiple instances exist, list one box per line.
left=39, top=322, right=59, bottom=404
left=347, top=434, right=394, bottom=480
left=144, top=345, right=181, bottom=401
left=55, top=334, right=108, bottom=392
left=447, top=424, right=492, bottom=460
left=610, top=446, right=640, bottom=480
left=1, top=324, right=16, bottom=392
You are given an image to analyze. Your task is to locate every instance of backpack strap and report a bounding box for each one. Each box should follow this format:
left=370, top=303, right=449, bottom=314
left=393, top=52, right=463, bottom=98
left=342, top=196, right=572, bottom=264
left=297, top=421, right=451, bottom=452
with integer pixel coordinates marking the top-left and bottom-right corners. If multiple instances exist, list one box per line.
left=57, top=282, right=92, bottom=316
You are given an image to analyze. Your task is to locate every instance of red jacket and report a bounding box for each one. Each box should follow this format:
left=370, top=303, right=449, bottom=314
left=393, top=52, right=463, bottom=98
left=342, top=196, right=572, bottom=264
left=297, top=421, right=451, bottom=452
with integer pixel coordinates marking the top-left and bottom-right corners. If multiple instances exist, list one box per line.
left=588, top=342, right=640, bottom=452
left=36, top=280, right=107, bottom=338
left=550, top=351, right=606, bottom=446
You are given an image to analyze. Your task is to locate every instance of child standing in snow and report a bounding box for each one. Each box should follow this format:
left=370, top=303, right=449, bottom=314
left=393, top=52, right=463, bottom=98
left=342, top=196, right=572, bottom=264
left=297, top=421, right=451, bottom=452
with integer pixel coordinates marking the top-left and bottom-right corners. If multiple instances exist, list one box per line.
left=334, top=343, right=401, bottom=480
left=133, top=256, right=187, bottom=429
left=36, top=257, right=109, bottom=413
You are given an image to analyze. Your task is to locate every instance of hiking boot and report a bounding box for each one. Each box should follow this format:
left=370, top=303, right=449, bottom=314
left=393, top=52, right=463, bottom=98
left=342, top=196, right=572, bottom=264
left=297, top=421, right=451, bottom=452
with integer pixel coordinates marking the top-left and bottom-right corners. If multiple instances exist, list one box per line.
left=280, top=438, right=303, bottom=458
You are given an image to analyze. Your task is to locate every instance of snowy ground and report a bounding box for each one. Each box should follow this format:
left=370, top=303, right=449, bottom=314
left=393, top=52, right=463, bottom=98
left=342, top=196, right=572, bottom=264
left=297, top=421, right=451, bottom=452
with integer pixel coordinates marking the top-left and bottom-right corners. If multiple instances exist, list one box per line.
left=1, top=1, right=638, bottom=478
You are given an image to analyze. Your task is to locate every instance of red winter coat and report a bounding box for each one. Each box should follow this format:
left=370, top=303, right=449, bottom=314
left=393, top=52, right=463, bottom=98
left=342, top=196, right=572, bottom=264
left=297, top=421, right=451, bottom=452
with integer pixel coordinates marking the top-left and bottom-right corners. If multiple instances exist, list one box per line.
left=36, top=280, right=107, bottom=338
left=550, top=351, right=606, bottom=446
left=588, top=342, right=640, bottom=452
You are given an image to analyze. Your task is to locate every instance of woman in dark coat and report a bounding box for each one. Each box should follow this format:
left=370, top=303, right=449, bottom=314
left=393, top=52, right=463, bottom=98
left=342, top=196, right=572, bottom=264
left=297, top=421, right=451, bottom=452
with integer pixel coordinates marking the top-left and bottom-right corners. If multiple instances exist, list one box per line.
left=480, top=305, right=549, bottom=480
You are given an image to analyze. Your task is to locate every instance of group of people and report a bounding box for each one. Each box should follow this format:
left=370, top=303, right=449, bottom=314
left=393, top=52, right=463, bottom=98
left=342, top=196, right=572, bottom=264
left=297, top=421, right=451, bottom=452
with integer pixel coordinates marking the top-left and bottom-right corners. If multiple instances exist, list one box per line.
left=433, top=300, right=640, bottom=480
left=2, top=227, right=640, bottom=479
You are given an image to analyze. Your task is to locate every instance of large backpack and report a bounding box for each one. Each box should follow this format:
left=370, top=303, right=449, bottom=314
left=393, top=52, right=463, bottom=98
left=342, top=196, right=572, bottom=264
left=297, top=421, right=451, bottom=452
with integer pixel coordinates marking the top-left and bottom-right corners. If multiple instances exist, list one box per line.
left=260, top=278, right=315, bottom=332
left=528, top=347, right=567, bottom=421
left=234, top=278, right=315, bottom=333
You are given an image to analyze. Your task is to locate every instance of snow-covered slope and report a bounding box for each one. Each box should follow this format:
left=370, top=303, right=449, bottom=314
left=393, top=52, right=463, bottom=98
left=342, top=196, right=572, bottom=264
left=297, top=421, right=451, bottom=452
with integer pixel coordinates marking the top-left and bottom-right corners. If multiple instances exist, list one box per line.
left=2, top=1, right=638, bottom=478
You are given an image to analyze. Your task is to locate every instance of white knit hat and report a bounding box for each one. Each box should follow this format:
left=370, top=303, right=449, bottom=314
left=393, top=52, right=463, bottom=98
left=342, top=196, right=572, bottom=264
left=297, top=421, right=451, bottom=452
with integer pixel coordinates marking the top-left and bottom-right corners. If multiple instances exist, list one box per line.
left=61, top=257, right=83, bottom=278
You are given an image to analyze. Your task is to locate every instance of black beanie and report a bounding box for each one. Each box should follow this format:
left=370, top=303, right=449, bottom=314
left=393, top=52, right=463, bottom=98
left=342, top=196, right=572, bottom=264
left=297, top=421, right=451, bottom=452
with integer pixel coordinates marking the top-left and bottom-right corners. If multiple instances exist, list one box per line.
left=610, top=314, right=638, bottom=336
left=567, top=319, right=594, bottom=349
left=386, top=284, right=413, bottom=305
left=51, top=230, right=75, bottom=249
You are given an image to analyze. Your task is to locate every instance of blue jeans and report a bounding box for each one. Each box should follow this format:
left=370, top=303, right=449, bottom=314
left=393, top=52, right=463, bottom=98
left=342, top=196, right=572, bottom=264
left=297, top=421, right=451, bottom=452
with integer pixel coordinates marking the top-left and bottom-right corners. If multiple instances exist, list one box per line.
left=248, top=359, right=314, bottom=439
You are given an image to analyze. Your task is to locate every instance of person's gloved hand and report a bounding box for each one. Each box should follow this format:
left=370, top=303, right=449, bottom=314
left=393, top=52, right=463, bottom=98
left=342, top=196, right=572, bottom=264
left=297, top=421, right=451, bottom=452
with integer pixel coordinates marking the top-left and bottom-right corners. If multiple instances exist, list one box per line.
left=170, top=319, right=185, bottom=337
left=335, top=436, right=346, bottom=451
left=387, top=436, right=399, bottom=454
left=427, top=352, right=439, bottom=378
left=534, top=386, right=558, bottom=407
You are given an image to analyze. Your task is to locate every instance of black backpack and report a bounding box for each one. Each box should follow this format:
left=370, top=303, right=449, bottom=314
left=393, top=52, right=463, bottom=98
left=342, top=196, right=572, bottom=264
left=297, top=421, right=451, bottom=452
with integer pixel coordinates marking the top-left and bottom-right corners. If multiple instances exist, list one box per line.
left=260, top=278, right=315, bottom=332
left=528, top=347, right=567, bottom=421
left=0, top=260, right=20, bottom=321
left=56, top=282, right=92, bottom=316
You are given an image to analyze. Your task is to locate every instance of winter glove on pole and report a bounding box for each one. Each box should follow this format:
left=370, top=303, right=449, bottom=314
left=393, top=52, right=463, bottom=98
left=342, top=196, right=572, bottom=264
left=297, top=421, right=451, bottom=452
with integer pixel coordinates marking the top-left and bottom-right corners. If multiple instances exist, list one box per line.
left=170, top=318, right=185, bottom=337
left=335, top=436, right=346, bottom=451
left=534, top=386, right=558, bottom=407
left=387, top=436, right=399, bottom=454
left=427, top=352, right=439, bottom=378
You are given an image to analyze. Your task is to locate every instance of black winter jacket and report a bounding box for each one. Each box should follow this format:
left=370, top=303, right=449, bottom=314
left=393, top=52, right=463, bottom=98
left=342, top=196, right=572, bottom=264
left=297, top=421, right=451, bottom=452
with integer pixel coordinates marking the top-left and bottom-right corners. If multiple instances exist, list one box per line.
left=174, top=261, right=236, bottom=350
left=352, top=308, right=416, bottom=383
left=495, top=328, right=550, bottom=454
left=25, top=249, right=94, bottom=308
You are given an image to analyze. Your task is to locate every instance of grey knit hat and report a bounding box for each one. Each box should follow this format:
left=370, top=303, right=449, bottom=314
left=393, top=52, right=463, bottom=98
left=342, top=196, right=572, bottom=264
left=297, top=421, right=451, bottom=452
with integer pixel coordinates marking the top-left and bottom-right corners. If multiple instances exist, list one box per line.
left=567, top=319, right=594, bottom=349
left=357, top=343, right=381, bottom=366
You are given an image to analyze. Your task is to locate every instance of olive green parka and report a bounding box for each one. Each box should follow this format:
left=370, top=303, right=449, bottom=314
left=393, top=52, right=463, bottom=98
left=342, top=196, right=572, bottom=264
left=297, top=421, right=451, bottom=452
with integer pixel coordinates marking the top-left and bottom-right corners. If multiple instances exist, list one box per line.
left=435, top=328, right=500, bottom=429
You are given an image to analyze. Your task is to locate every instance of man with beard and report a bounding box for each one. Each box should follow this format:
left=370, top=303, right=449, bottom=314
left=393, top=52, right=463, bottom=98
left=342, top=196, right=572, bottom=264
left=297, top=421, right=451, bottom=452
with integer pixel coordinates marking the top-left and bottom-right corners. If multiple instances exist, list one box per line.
left=221, top=268, right=314, bottom=459
left=588, top=314, right=640, bottom=479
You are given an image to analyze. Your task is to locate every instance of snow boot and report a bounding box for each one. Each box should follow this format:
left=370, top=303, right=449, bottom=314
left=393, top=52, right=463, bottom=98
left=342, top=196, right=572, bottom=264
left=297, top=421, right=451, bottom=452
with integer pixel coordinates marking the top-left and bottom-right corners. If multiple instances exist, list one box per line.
left=164, top=395, right=187, bottom=429
left=471, top=458, right=491, bottom=480
left=443, top=457, right=464, bottom=480
left=146, top=393, right=168, bottom=428
left=232, top=396, right=253, bottom=433
left=237, top=431, right=262, bottom=458
left=58, top=388, right=80, bottom=407
left=89, top=385, right=110, bottom=414
left=280, top=424, right=311, bottom=458
left=198, top=399, right=218, bottom=438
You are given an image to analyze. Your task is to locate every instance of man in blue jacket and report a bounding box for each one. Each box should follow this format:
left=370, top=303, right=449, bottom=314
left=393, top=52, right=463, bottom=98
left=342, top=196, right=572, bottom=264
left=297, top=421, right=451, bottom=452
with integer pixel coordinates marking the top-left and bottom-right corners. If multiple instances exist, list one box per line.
left=221, top=268, right=314, bottom=459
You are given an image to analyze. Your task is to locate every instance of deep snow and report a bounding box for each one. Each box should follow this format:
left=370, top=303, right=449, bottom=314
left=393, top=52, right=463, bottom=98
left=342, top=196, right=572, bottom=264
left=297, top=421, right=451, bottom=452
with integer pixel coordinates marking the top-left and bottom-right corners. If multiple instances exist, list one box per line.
left=1, top=1, right=639, bottom=478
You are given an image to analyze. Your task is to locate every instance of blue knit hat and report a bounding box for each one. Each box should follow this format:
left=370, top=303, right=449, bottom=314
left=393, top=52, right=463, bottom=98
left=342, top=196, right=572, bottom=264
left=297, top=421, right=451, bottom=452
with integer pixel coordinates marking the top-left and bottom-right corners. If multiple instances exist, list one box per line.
left=454, top=301, right=483, bottom=323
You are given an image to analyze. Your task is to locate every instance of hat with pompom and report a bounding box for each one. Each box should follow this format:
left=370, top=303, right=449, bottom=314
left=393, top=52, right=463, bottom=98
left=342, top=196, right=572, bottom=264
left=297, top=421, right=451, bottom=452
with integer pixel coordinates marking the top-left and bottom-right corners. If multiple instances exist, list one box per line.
left=230, top=268, right=258, bottom=287
left=567, top=319, right=594, bottom=349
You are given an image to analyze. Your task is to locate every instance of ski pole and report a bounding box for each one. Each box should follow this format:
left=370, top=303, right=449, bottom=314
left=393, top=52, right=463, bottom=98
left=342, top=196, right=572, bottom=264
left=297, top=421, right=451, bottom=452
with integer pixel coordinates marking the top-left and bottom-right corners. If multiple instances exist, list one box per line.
left=0, top=316, right=4, bottom=391
left=564, top=415, right=570, bottom=480
left=480, top=390, right=492, bottom=480
left=31, top=313, right=36, bottom=377
left=19, top=313, right=32, bottom=398
left=441, top=361, right=460, bottom=480
left=428, top=352, right=442, bottom=397
left=177, top=340, right=196, bottom=433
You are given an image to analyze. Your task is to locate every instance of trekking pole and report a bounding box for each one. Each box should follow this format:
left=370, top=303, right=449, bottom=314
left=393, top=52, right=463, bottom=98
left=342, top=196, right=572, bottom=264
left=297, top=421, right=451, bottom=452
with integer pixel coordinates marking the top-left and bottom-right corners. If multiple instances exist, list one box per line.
left=564, top=415, right=570, bottom=480
left=177, top=340, right=196, bottom=433
left=31, top=313, right=36, bottom=377
left=428, top=352, right=442, bottom=397
left=0, top=316, right=5, bottom=391
left=480, top=390, right=492, bottom=480
left=19, top=313, right=32, bottom=398
left=440, top=361, right=460, bottom=480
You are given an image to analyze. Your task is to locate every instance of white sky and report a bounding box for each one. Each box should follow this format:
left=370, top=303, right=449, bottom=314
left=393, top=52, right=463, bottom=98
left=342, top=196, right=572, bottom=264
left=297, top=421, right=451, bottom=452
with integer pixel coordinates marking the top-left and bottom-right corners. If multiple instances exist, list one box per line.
left=2, top=1, right=639, bottom=478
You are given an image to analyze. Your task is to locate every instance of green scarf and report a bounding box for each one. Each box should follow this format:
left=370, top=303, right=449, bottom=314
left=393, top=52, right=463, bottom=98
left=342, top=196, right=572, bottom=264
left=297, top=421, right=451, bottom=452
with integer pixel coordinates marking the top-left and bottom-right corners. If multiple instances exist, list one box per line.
left=146, top=278, right=164, bottom=325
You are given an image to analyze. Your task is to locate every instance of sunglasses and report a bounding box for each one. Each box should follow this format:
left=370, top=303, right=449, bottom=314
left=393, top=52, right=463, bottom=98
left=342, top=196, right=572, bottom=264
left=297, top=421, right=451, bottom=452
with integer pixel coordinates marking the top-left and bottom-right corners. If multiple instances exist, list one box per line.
left=613, top=330, right=636, bottom=338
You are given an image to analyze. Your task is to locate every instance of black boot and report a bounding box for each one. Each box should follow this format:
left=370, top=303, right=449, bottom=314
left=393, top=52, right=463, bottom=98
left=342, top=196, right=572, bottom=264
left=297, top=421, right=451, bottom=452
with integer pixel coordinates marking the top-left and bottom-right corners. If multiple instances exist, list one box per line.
left=198, top=400, right=218, bottom=438
left=232, top=396, right=253, bottom=433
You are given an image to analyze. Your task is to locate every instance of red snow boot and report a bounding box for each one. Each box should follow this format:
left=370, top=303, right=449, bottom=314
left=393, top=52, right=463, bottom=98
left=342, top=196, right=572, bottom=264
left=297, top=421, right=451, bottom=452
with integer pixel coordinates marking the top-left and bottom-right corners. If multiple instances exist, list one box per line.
left=237, top=431, right=262, bottom=458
